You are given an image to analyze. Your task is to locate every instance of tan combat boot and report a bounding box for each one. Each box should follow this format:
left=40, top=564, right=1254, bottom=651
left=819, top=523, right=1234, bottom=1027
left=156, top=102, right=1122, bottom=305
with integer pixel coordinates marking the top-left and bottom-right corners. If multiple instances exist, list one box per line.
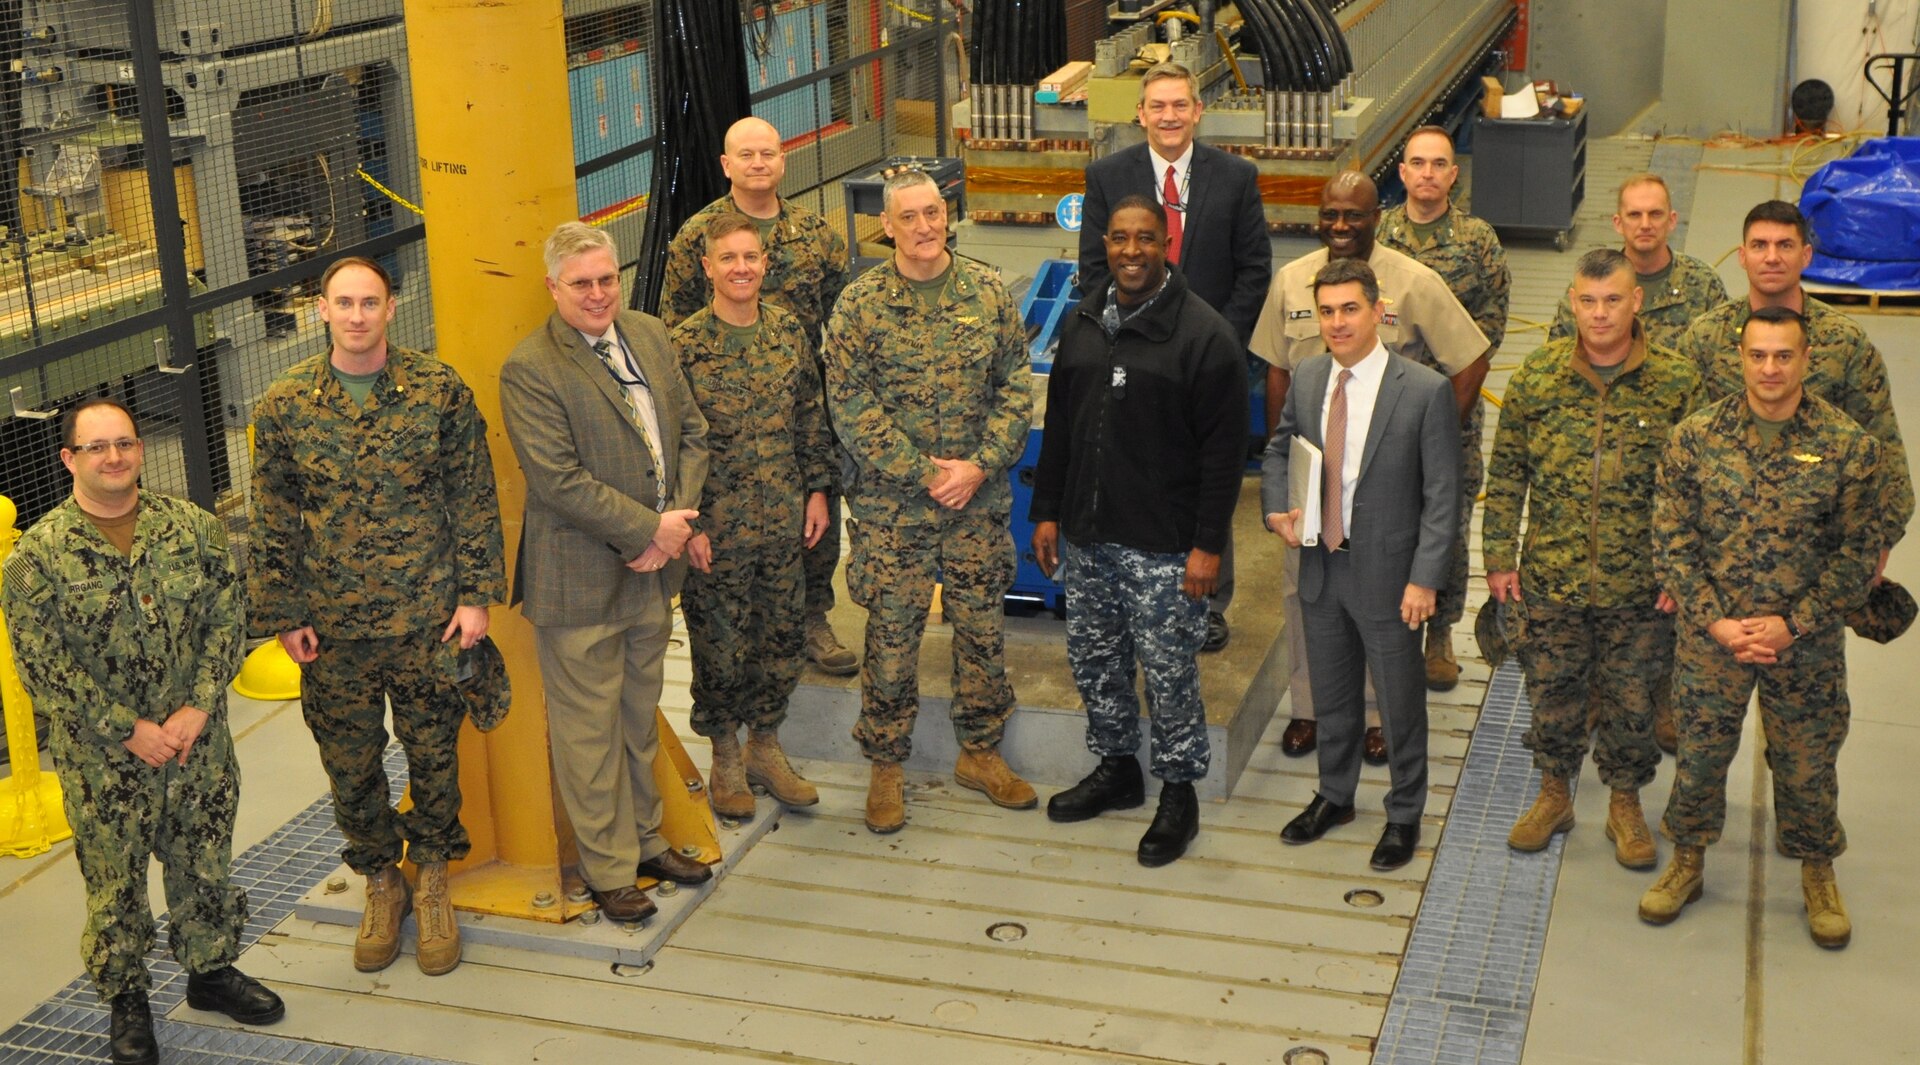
left=955, top=748, right=1039, bottom=809
left=865, top=761, right=906, bottom=833
left=413, top=860, right=461, bottom=976
left=707, top=730, right=756, bottom=819
left=745, top=729, right=819, bottom=807
left=804, top=614, right=859, bottom=676
left=1802, top=860, right=1851, bottom=948
left=1604, top=789, right=1658, bottom=869
left=1638, top=844, right=1705, bottom=925
left=1508, top=775, right=1575, bottom=851
left=1424, top=624, right=1460, bottom=692
left=353, top=865, right=411, bottom=972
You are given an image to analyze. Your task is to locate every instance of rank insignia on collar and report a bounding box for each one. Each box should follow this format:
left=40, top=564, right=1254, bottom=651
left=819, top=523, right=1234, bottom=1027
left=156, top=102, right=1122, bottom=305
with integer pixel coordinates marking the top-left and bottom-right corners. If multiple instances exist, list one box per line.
left=1793, top=453, right=1823, bottom=463
left=957, top=316, right=978, bottom=325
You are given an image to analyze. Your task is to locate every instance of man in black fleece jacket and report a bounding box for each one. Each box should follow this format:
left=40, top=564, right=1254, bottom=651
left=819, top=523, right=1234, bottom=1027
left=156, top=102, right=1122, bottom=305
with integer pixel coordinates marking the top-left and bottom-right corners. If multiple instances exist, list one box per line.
left=1031, top=195, right=1248, bottom=866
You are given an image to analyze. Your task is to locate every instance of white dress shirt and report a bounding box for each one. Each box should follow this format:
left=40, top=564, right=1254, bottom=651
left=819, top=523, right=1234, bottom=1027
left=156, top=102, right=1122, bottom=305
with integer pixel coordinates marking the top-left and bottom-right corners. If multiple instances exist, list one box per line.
left=1149, top=143, right=1195, bottom=212
left=1320, top=341, right=1390, bottom=535
left=582, top=325, right=666, bottom=507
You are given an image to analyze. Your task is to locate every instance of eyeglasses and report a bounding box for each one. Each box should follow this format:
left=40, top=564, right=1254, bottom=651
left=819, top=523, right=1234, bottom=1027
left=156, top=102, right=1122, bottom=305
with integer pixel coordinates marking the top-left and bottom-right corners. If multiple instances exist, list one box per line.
left=562, top=274, right=621, bottom=295
left=70, top=438, right=142, bottom=457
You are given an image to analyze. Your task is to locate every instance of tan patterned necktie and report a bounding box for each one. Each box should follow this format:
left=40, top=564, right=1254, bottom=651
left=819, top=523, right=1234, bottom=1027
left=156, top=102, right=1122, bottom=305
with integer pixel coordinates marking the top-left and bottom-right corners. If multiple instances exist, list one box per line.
left=1323, top=368, right=1352, bottom=551
left=594, top=338, right=664, bottom=492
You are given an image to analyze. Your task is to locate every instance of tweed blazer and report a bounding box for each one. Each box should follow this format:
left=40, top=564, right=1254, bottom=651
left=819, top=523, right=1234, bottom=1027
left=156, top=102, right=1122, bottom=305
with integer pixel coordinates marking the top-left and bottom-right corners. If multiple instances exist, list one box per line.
left=500, top=309, right=710, bottom=627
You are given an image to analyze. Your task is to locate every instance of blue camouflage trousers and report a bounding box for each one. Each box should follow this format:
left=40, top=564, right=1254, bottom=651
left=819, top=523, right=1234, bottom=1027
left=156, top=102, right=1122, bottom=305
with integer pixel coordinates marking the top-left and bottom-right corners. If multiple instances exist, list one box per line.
left=1065, top=539, right=1211, bottom=782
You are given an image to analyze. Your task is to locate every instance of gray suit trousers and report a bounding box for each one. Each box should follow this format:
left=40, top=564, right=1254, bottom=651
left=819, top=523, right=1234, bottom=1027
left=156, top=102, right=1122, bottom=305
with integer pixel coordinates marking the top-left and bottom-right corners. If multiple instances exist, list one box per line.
left=1303, top=548, right=1428, bottom=824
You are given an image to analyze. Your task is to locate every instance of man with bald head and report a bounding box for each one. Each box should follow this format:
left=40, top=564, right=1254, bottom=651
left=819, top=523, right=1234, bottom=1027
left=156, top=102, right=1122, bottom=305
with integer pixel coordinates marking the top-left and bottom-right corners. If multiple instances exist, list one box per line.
left=662, top=116, right=856, bottom=676
left=1250, top=172, right=1489, bottom=763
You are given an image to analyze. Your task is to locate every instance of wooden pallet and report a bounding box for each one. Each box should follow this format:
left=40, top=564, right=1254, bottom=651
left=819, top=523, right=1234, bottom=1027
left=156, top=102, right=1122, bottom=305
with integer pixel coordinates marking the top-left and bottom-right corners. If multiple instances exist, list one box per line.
left=1804, top=283, right=1920, bottom=316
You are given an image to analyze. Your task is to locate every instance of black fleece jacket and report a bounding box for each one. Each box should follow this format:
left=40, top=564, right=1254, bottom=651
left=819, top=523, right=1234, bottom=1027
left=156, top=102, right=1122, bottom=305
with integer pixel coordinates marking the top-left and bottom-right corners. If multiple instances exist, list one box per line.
left=1029, top=265, right=1248, bottom=555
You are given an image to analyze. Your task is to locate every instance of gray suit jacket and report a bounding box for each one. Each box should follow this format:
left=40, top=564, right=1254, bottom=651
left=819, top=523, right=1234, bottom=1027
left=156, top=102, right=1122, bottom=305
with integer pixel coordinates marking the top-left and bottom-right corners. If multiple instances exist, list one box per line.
left=500, top=309, right=710, bottom=627
left=1260, top=351, right=1460, bottom=618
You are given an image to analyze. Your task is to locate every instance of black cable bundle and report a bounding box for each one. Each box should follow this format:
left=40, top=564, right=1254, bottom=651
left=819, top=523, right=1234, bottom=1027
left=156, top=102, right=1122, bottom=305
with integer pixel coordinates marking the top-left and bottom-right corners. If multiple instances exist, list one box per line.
left=631, top=0, right=753, bottom=315
left=969, top=0, right=1065, bottom=86
left=1239, top=0, right=1348, bottom=91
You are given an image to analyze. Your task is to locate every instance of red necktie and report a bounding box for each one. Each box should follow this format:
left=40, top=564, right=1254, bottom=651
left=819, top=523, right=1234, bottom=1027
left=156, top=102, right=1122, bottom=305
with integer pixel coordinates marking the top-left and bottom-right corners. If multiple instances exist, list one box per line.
left=1323, top=369, right=1352, bottom=551
left=1163, top=165, right=1184, bottom=263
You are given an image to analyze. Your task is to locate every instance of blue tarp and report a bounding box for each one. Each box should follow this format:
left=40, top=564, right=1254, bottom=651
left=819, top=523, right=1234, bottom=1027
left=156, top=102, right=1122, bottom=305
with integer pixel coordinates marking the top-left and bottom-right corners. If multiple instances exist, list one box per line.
left=1802, top=137, right=1920, bottom=290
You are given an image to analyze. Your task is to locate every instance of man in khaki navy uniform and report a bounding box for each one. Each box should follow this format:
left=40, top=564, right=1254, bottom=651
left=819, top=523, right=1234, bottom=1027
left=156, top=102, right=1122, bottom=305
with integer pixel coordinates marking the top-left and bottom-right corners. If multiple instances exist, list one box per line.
left=1379, top=124, right=1511, bottom=692
left=1251, top=171, right=1489, bottom=765
left=660, top=116, right=856, bottom=677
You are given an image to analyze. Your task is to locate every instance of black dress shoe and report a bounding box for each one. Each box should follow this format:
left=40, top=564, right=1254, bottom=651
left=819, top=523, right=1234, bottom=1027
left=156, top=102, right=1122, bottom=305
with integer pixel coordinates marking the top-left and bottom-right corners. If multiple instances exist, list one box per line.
left=1280, top=794, right=1356, bottom=844
left=590, top=884, right=658, bottom=923
left=185, top=966, right=285, bottom=1025
left=638, top=848, right=714, bottom=885
left=1201, top=611, right=1230, bottom=653
left=1137, top=782, right=1200, bottom=866
left=1047, top=755, right=1145, bottom=823
left=1362, top=726, right=1389, bottom=766
left=1370, top=822, right=1421, bottom=871
left=1280, top=718, right=1317, bottom=756
left=108, top=991, right=158, bottom=1065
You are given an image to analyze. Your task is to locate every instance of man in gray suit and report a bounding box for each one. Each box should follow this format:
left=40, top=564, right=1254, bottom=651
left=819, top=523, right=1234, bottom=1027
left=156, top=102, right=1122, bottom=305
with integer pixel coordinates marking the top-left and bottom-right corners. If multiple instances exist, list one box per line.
left=1261, top=259, right=1461, bottom=871
left=500, top=222, right=715, bottom=924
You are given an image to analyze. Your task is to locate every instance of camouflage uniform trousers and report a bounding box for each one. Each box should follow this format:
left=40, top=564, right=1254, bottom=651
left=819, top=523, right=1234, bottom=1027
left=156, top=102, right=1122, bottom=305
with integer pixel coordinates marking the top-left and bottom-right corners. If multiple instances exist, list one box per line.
left=683, top=534, right=806, bottom=736
left=301, top=631, right=471, bottom=873
left=803, top=475, right=844, bottom=616
left=1661, top=623, right=1850, bottom=860
left=1516, top=599, right=1669, bottom=788
left=845, top=509, right=1017, bottom=762
left=1064, top=539, right=1211, bottom=782
left=50, top=719, right=247, bottom=999
left=1437, top=403, right=1485, bottom=630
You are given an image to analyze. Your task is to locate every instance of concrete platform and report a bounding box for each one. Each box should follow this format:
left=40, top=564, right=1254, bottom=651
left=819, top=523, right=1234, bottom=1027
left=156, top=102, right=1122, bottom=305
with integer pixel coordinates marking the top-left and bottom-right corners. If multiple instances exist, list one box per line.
left=781, top=477, right=1287, bottom=801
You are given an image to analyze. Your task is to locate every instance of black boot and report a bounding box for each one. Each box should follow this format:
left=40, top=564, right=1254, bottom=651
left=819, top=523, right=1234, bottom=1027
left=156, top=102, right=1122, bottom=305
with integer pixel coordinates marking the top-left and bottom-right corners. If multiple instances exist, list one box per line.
left=1046, top=755, right=1145, bottom=823
left=1137, top=782, right=1199, bottom=867
left=108, top=991, right=158, bottom=1065
left=185, top=966, right=285, bottom=1025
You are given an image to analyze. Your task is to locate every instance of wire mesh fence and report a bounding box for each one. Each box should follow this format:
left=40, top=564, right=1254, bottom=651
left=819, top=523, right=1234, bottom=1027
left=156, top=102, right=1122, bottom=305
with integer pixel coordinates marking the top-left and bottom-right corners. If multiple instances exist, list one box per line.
left=2, top=0, right=944, bottom=540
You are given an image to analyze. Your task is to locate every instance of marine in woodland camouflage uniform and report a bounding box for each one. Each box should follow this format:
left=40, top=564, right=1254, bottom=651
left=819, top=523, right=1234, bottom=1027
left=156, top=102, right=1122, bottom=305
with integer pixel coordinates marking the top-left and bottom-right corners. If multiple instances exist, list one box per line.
left=1549, top=250, right=1726, bottom=351
left=5, top=398, right=282, bottom=1051
left=1483, top=306, right=1701, bottom=792
left=661, top=195, right=848, bottom=338
left=820, top=178, right=1031, bottom=767
left=1656, top=394, right=1885, bottom=858
left=671, top=299, right=835, bottom=736
left=250, top=339, right=506, bottom=874
left=1380, top=196, right=1509, bottom=636
left=1678, top=295, right=1913, bottom=549
left=660, top=118, right=852, bottom=638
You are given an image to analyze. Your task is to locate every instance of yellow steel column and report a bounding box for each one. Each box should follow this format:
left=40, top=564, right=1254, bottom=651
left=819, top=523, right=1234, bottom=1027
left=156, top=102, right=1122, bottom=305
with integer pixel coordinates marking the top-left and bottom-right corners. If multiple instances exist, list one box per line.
left=401, top=0, right=716, bottom=922
left=0, top=495, right=74, bottom=858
